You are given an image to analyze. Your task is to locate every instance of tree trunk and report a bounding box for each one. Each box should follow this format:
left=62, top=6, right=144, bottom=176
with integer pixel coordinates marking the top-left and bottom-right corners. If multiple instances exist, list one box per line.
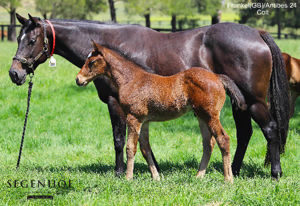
left=108, top=0, right=117, bottom=23
left=277, top=10, right=281, bottom=39
left=171, top=14, right=176, bottom=32
left=144, top=13, right=150, bottom=28
left=211, top=10, right=221, bottom=25
left=8, top=7, right=16, bottom=42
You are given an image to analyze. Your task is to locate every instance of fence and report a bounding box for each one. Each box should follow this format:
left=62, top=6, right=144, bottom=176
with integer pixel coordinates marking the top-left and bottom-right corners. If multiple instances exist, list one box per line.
left=1, top=24, right=300, bottom=41
left=1, top=24, right=21, bottom=41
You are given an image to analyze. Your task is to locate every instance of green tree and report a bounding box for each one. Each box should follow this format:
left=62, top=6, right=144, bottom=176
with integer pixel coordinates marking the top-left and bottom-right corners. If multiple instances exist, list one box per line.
left=193, top=0, right=222, bottom=24
left=235, top=0, right=300, bottom=39
left=123, top=0, right=157, bottom=28
left=158, top=0, right=196, bottom=31
left=35, top=0, right=107, bottom=19
left=0, top=0, right=20, bottom=41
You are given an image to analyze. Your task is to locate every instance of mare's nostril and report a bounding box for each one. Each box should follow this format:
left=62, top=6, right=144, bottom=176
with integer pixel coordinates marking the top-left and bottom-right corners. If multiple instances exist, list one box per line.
left=9, top=70, right=18, bottom=81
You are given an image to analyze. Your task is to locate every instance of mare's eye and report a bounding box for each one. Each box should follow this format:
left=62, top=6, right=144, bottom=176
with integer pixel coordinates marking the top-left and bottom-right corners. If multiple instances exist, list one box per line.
left=29, top=39, right=36, bottom=45
left=88, top=60, right=95, bottom=69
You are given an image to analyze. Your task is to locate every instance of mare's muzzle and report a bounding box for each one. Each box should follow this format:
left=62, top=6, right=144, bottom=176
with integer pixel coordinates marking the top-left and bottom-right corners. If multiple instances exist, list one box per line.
left=9, top=60, right=27, bottom=85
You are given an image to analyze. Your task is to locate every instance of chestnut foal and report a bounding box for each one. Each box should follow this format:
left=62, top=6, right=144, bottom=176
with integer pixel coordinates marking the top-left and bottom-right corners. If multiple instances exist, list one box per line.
left=282, top=53, right=300, bottom=117
left=76, top=42, right=246, bottom=182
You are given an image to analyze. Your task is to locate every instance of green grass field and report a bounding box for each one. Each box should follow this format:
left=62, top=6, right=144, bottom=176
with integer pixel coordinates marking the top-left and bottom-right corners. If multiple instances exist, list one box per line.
left=0, top=39, right=299, bottom=205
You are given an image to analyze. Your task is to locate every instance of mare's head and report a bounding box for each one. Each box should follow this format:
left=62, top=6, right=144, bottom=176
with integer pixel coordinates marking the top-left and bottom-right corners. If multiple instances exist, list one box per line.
left=9, top=14, right=51, bottom=85
left=76, top=41, right=108, bottom=87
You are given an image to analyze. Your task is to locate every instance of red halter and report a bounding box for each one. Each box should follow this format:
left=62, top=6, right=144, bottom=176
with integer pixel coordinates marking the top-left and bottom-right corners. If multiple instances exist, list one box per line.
left=45, top=20, right=55, bottom=56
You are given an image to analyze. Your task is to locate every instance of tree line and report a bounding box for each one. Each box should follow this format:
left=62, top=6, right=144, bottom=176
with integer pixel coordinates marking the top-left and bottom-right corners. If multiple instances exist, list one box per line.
left=1, top=0, right=300, bottom=41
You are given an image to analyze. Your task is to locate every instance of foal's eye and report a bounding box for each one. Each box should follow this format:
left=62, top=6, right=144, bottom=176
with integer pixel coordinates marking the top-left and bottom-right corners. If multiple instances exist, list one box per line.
left=88, top=60, right=95, bottom=69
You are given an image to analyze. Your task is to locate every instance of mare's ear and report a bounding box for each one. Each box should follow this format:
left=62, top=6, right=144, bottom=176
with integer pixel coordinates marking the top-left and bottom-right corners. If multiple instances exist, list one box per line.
left=16, top=13, right=27, bottom=25
left=28, top=14, right=41, bottom=27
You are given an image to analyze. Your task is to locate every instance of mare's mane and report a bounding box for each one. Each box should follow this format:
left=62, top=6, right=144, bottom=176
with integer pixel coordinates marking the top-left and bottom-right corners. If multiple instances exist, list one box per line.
left=101, top=44, right=155, bottom=74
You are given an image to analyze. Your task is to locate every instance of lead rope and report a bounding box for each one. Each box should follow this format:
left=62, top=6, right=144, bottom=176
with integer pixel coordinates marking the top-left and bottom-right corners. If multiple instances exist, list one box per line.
left=16, top=74, right=34, bottom=169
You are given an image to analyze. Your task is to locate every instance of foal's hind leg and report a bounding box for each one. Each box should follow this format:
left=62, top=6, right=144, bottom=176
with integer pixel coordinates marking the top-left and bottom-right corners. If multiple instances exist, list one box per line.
left=208, top=118, right=233, bottom=183
left=196, top=119, right=216, bottom=178
left=139, top=122, right=160, bottom=180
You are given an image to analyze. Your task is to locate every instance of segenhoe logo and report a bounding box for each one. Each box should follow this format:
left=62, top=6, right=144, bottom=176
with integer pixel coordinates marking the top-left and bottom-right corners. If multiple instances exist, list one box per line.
left=6, top=179, right=73, bottom=200
left=7, top=179, right=72, bottom=188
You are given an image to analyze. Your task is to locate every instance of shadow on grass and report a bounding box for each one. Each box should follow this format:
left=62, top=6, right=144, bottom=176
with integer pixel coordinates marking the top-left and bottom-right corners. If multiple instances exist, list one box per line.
left=33, top=162, right=114, bottom=174
left=208, top=161, right=269, bottom=178
left=33, top=157, right=269, bottom=179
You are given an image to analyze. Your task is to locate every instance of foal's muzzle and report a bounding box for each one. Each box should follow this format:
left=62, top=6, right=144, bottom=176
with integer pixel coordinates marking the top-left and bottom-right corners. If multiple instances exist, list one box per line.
left=76, top=77, right=87, bottom=87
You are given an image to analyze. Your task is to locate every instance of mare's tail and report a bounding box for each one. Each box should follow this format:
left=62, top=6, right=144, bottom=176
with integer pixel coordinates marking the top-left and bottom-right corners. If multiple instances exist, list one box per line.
left=259, top=30, right=290, bottom=165
left=218, top=74, right=247, bottom=111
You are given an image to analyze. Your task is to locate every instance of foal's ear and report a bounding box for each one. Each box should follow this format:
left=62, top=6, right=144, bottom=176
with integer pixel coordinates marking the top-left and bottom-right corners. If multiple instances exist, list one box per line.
left=16, top=13, right=27, bottom=25
left=91, top=40, right=104, bottom=56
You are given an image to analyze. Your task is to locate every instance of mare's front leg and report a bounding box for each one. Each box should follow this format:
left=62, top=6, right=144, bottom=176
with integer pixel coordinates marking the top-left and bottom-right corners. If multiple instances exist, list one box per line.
left=126, top=114, right=142, bottom=180
left=93, top=77, right=126, bottom=175
left=139, top=122, right=160, bottom=180
left=196, top=119, right=216, bottom=178
left=107, top=96, right=127, bottom=175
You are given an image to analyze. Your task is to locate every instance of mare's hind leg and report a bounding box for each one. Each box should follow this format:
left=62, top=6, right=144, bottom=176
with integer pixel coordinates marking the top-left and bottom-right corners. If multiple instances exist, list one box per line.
left=196, top=119, right=216, bottom=178
left=231, top=108, right=253, bottom=176
left=208, top=118, right=233, bottom=183
left=139, top=122, right=160, bottom=180
left=249, top=102, right=282, bottom=179
left=126, top=114, right=142, bottom=180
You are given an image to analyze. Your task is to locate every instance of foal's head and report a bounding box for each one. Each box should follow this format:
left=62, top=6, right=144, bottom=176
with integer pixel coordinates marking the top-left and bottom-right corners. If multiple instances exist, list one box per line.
left=76, top=41, right=107, bottom=87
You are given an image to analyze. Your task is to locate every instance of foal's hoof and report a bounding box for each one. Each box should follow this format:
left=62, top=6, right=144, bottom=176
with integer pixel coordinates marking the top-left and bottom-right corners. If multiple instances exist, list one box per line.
left=152, top=175, right=160, bottom=181
left=225, top=176, right=234, bottom=184
left=196, top=171, right=206, bottom=179
left=126, top=174, right=133, bottom=181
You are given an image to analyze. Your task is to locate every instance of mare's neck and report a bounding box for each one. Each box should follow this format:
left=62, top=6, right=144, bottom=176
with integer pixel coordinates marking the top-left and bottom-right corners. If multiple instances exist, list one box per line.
left=49, top=20, right=153, bottom=69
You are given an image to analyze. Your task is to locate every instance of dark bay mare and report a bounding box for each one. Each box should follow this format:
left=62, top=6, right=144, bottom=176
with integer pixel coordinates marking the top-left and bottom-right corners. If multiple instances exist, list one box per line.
left=9, top=14, right=289, bottom=179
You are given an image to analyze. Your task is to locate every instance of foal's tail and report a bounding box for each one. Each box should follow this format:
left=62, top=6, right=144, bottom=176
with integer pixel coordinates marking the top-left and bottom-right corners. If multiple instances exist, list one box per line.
left=218, top=74, right=247, bottom=111
left=259, top=30, right=290, bottom=163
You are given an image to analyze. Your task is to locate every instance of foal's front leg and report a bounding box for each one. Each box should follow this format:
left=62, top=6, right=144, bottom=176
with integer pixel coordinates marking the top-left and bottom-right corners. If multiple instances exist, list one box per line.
left=126, top=114, right=142, bottom=180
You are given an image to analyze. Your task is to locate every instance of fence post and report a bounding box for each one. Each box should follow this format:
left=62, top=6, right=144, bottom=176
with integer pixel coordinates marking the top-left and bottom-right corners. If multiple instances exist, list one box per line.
left=1, top=25, right=4, bottom=41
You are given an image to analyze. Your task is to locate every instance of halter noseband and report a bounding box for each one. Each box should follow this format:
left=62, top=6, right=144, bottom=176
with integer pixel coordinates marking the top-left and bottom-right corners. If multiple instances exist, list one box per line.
left=13, top=19, right=55, bottom=74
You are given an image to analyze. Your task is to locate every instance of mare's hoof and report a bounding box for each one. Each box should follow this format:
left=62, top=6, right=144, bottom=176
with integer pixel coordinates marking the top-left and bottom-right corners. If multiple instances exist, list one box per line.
left=271, top=171, right=283, bottom=181
left=115, top=168, right=125, bottom=177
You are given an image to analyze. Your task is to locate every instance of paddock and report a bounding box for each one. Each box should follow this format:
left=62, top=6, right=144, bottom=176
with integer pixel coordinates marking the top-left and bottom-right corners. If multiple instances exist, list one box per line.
left=0, top=40, right=299, bottom=204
